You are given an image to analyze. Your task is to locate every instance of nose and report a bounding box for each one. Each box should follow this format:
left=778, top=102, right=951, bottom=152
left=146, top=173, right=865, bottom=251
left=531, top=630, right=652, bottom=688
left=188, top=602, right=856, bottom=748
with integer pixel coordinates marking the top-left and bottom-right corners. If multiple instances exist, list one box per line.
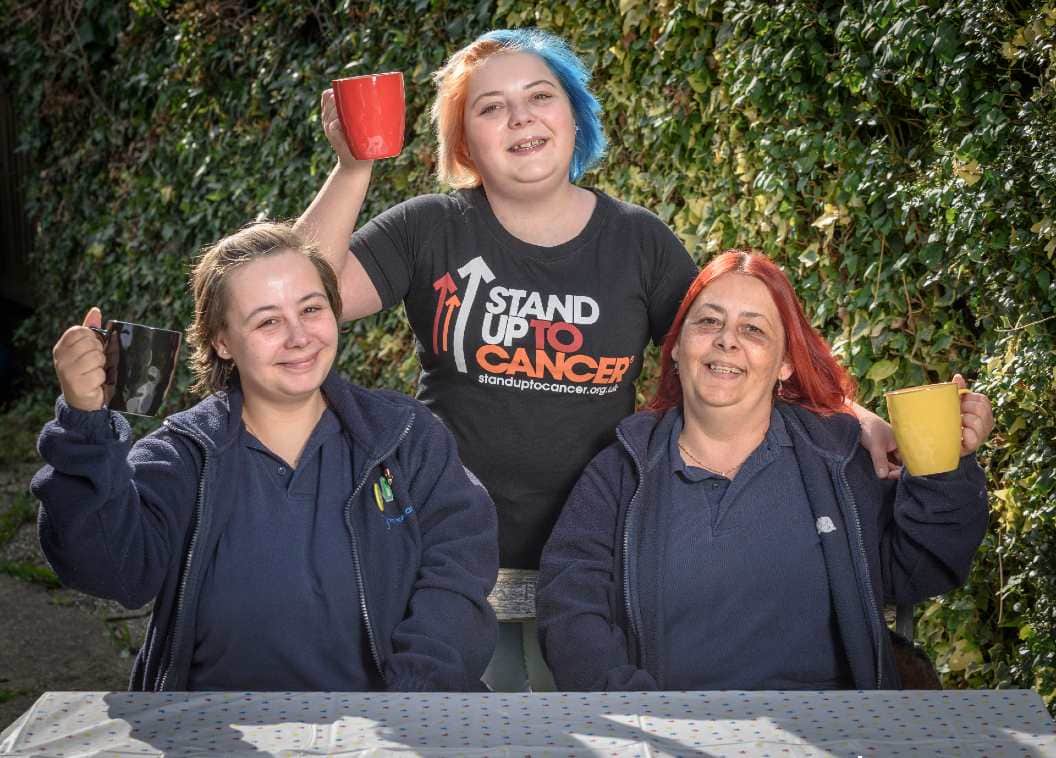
left=714, top=324, right=741, bottom=351
left=507, top=100, right=534, bottom=128
left=285, top=319, right=309, bottom=347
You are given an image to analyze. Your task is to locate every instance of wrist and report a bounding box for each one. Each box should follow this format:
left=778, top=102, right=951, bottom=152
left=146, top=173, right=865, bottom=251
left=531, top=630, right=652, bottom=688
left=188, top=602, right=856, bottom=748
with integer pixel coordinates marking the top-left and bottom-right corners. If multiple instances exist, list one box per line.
left=55, top=395, right=117, bottom=440
left=58, top=384, right=103, bottom=413
left=335, top=157, right=374, bottom=177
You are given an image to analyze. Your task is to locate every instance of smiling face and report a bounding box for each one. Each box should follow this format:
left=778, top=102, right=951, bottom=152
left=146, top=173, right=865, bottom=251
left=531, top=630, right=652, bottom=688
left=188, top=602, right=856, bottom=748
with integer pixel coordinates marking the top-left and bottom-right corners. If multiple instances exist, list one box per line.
left=212, top=251, right=338, bottom=408
left=462, top=51, right=577, bottom=195
left=672, top=273, right=793, bottom=419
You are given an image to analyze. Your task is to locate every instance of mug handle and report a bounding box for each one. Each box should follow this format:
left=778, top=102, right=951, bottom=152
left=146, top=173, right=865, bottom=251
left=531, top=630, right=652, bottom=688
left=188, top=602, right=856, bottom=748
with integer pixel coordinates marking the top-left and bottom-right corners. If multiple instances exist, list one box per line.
left=88, top=326, right=118, bottom=390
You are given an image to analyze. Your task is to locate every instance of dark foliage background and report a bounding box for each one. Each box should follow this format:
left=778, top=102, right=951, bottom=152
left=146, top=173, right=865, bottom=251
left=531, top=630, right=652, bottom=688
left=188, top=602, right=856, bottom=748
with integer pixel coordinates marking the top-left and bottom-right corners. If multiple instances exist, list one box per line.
left=2, top=0, right=1053, bottom=709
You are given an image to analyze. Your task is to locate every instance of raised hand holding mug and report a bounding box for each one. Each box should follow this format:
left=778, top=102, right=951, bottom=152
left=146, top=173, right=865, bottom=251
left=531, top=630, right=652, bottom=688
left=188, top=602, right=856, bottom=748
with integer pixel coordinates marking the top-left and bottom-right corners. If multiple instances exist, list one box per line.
left=884, top=374, right=991, bottom=476
left=330, top=71, right=405, bottom=160
left=53, top=307, right=181, bottom=417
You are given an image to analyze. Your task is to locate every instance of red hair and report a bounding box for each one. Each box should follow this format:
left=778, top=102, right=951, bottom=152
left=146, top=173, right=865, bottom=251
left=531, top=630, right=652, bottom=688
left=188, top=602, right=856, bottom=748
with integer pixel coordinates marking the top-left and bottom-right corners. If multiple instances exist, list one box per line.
left=649, top=250, right=856, bottom=415
left=430, top=39, right=505, bottom=189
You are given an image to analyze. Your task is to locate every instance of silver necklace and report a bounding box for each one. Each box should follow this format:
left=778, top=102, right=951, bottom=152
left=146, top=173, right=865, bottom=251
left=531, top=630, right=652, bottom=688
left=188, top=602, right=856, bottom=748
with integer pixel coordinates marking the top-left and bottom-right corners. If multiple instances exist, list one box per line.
left=677, top=441, right=741, bottom=479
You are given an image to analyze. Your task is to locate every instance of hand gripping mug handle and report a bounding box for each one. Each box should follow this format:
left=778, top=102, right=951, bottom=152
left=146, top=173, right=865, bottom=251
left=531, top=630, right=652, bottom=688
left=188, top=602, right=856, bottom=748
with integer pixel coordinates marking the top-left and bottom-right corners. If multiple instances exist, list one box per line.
left=88, top=326, right=118, bottom=392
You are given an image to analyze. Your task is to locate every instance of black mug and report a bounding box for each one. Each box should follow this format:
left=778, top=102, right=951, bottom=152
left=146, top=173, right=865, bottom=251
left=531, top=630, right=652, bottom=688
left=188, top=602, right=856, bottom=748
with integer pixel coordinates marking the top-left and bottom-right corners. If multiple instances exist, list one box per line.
left=90, top=321, right=182, bottom=417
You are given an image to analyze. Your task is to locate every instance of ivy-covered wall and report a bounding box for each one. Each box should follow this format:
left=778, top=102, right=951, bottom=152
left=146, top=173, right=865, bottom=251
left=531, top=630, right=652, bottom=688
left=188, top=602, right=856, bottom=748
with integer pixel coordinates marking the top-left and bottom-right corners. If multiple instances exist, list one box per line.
left=2, top=0, right=1053, bottom=706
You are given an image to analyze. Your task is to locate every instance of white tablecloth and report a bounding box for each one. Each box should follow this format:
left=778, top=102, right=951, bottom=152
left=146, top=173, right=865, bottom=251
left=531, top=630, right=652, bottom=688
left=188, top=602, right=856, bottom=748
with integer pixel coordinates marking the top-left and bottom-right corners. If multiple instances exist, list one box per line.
left=2, top=689, right=1053, bottom=756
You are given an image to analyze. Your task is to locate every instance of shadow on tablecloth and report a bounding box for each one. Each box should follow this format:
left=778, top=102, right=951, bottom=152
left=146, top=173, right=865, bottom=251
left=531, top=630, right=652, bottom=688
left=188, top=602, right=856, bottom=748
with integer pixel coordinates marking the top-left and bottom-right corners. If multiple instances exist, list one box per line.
left=3, top=689, right=1052, bottom=756
left=96, top=690, right=1055, bottom=756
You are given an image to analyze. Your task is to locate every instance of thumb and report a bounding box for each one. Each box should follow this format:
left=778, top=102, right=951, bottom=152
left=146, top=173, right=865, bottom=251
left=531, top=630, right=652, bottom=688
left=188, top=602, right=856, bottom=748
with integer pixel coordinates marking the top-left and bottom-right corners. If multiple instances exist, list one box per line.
left=82, top=306, right=102, bottom=329
left=952, top=372, right=967, bottom=390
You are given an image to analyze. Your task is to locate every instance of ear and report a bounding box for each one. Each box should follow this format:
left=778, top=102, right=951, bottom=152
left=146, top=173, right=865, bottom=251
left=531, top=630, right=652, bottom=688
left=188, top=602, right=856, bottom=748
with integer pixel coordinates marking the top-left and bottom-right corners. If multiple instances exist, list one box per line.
left=671, top=341, right=680, bottom=366
left=212, top=332, right=231, bottom=361
left=779, top=356, right=793, bottom=382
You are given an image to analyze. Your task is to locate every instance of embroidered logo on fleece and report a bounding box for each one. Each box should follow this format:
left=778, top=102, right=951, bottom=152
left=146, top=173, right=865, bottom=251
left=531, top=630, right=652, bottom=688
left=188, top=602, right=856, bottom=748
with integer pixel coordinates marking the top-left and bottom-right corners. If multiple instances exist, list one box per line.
left=816, top=516, right=837, bottom=535
left=374, top=467, right=415, bottom=529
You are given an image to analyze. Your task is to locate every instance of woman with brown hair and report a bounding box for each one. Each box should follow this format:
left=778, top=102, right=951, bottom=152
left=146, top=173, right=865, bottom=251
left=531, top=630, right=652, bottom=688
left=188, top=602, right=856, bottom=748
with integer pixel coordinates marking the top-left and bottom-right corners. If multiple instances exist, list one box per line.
left=33, top=222, right=498, bottom=692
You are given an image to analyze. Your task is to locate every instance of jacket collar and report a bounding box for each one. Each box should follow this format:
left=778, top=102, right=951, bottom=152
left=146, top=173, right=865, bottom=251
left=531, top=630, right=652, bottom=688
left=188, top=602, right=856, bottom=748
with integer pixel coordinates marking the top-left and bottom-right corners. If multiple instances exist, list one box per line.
left=163, top=369, right=414, bottom=461
left=775, top=402, right=861, bottom=465
left=616, top=401, right=862, bottom=470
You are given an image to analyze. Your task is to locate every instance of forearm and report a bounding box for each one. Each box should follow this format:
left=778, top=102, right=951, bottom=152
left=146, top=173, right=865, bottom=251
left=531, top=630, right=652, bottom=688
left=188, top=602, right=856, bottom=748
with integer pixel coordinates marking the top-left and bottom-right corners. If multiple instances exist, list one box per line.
left=386, top=585, right=497, bottom=691
left=882, top=455, right=989, bottom=602
left=538, top=604, right=658, bottom=691
left=32, top=401, right=189, bottom=606
left=294, top=160, right=373, bottom=279
left=385, top=418, right=499, bottom=690
left=537, top=463, right=655, bottom=690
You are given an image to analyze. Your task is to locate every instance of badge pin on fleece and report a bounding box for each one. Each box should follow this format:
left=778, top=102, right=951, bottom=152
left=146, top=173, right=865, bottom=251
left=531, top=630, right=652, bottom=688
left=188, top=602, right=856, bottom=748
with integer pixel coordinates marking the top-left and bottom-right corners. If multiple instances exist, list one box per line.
left=373, top=474, right=394, bottom=513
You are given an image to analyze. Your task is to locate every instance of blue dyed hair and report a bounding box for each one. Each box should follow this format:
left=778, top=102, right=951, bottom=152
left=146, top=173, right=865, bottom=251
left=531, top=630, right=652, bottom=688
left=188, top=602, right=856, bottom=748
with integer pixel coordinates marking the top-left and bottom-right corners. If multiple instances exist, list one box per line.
left=431, top=28, right=607, bottom=188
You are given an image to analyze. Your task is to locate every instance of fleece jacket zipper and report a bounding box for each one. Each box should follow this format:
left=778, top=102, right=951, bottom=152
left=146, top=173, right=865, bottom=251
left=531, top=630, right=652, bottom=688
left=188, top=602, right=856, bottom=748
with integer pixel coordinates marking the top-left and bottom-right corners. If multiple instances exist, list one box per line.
left=342, top=415, right=415, bottom=683
left=158, top=421, right=210, bottom=691
left=837, top=462, right=885, bottom=688
left=616, top=426, right=648, bottom=677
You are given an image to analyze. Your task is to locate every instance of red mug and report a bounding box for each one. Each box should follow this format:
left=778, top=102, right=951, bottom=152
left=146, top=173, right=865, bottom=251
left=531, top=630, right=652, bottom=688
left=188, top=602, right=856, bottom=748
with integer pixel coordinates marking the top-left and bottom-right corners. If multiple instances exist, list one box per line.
left=331, top=72, right=405, bottom=160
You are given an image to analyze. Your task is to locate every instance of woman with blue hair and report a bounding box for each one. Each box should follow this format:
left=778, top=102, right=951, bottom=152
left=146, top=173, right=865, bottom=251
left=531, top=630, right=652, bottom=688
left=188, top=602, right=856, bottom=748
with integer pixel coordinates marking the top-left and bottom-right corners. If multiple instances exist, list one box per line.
left=296, top=28, right=899, bottom=691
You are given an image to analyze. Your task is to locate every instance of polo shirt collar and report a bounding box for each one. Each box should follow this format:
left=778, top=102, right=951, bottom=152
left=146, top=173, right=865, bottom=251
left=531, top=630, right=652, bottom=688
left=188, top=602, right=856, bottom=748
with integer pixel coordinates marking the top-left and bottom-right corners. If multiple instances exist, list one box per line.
left=668, top=405, right=793, bottom=479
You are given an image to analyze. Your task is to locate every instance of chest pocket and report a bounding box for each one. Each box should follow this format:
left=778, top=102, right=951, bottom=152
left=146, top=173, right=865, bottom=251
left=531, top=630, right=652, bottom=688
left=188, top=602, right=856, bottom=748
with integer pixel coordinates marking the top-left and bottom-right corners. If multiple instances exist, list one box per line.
left=371, top=466, right=416, bottom=529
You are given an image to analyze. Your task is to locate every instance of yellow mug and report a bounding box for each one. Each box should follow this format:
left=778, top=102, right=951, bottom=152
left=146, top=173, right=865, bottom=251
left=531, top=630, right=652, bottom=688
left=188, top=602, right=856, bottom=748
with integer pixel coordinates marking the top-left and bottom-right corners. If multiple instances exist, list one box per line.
left=885, top=382, right=969, bottom=476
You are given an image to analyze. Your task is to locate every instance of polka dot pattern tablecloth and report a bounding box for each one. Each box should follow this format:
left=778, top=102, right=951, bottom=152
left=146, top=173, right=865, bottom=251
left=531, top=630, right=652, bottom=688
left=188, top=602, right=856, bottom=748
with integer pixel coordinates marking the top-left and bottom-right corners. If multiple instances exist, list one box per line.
left=1, top=690, right=1053, bottom=756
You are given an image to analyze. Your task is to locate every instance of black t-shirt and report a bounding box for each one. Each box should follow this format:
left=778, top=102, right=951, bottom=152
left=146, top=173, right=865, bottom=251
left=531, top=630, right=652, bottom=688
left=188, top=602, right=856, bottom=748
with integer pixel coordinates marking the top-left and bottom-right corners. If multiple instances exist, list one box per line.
left=352, top=187, right=696, bottom=568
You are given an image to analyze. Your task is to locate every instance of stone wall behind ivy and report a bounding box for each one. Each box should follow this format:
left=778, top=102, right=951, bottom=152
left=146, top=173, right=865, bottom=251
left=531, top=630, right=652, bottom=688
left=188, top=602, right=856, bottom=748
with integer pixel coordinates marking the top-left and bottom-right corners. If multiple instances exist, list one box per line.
left=2, top=0, right=1053, bottom=708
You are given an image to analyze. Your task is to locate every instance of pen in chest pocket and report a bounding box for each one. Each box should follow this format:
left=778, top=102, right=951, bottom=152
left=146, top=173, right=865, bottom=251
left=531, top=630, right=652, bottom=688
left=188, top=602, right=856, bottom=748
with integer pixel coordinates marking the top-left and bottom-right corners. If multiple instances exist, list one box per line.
left=373, top=467, right=396, bottom=512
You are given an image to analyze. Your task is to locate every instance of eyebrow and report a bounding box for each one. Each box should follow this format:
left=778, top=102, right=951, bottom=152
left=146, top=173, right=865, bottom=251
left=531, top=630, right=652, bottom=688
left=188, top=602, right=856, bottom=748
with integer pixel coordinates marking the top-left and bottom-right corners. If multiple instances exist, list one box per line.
left=470, top=79, right=556, bottom=108
left=697, top=302, right=771, bottom=322
left=243, top=292, right=327, bottom=326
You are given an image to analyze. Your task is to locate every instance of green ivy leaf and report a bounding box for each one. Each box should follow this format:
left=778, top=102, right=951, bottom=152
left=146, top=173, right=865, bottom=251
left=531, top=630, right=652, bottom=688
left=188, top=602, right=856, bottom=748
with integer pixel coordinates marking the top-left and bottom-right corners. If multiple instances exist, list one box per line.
left=866, top=358, right=899, bottom=382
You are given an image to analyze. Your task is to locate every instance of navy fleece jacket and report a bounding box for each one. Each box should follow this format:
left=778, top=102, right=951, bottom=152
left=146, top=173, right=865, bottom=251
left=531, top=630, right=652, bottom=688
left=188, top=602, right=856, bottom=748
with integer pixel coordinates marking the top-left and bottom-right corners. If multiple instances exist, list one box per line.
left=32, top=371, right=499, bottom=692
left=536, top=402, right=989, bottom=691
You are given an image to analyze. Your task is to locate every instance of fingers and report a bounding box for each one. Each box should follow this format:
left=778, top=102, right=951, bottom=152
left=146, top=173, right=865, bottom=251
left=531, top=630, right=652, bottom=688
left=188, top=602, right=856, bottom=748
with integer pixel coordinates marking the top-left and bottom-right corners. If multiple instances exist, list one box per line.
left=854, top=405, right=900, bottom=479
left=54, top=332, right=105, bottom=378
left=321, top=88, right=342, bottom=139
left=960, top=392, right=995, bottom=456
left=949, top=372, right=995, bottom=455
left=53, top=313, right=108, bottom=412
left=320, top=88, right=357, bottom=166
left=53, top=324, right=101, bottom=360
left=64, top=351, right=106, bottom=386
left=868, top=446, right=891, bottom=480
left=882, top=446, right=903, bottom=480
left=323, top=115, right=345, bottom=141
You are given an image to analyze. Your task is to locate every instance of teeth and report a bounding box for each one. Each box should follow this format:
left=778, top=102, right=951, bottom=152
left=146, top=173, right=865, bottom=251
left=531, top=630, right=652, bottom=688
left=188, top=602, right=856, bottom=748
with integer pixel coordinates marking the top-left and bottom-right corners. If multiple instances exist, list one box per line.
left=708, top=363, right=742, bottom=374
left=511, top=139, right=545, bottom=151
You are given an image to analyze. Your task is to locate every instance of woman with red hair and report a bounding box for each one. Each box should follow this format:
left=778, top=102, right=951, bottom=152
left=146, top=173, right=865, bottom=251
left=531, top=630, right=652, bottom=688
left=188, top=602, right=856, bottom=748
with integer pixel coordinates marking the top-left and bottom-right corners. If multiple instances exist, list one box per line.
left=536, top=250, right=993, bottom=691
